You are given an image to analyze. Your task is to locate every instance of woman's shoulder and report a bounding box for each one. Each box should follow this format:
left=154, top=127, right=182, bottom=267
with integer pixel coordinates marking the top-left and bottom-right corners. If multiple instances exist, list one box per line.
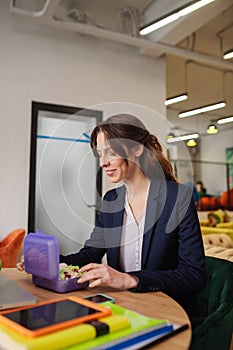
left=155, top=179, right=192, bottom=193
left=164, top=181, right=195, bottom=212
left=172, top=181, right=194, bottom=196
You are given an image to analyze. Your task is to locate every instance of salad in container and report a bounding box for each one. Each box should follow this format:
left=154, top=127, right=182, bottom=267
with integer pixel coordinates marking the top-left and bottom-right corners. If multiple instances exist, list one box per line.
left=24, top=231, right=88, bottom=293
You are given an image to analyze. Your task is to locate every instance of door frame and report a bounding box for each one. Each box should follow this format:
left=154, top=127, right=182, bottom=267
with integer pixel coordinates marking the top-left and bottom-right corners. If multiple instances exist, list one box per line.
left=28, top=101, right=103, bottom=233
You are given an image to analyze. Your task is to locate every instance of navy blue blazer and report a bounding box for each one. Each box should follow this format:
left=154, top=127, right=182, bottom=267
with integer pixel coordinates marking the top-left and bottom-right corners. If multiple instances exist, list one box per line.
left=61, top=179, right=206, bottom=324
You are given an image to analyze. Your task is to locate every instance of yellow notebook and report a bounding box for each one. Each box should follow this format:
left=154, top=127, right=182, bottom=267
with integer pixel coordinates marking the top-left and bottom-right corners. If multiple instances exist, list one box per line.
left=0, top=313, right=130, bottom=350
left=66, top=302, right=170, bottom=350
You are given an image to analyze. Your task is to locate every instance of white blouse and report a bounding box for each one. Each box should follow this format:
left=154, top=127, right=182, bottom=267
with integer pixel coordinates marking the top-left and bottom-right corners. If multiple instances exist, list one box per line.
left=119, top=194, right=146, bottom=272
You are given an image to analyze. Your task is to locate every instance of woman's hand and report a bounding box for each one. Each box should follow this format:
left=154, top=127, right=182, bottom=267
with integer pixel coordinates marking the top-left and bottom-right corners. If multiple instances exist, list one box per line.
left=77, top=263, right=138, bottom=290
left=16, top=255, right=25, bottom=271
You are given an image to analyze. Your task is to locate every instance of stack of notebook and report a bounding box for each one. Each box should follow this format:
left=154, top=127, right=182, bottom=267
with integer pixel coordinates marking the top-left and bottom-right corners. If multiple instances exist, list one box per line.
left=0, top=300, right=188, bottom=350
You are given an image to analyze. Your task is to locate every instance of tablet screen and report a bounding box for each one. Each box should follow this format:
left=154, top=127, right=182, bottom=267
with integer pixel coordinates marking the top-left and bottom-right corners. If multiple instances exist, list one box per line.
left=4, top=299, right=99, bottom=330
left=0, top=296, right=112, bottom=337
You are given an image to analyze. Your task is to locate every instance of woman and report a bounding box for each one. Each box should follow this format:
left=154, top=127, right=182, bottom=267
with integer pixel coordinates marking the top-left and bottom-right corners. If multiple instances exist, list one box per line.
left=61, top=114, right=206, bottom=324
left=196, top=180, right=207, bottom=198
left=19, top=114, right=206, bottom=325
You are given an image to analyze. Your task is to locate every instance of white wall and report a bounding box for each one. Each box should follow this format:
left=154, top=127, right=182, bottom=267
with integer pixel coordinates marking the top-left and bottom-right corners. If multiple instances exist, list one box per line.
left=0, top=1, right=166, bottom=238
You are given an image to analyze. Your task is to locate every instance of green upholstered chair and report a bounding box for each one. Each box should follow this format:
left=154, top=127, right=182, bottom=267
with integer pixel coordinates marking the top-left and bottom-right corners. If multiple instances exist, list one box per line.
left=190, top=256, right=233, bottom=350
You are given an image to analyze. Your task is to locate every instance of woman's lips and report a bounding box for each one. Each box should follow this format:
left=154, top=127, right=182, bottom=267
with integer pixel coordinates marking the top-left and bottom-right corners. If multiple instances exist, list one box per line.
left=105, top=169, right=116, bottom=176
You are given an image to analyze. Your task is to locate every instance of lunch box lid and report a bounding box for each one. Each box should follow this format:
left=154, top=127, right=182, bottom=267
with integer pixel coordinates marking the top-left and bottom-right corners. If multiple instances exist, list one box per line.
left=24, top=230, right=59, bottom=280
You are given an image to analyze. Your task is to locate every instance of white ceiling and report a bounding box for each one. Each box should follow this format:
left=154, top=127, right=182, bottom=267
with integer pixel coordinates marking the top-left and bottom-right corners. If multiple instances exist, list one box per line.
left=9, top=0, right=233, bottom=134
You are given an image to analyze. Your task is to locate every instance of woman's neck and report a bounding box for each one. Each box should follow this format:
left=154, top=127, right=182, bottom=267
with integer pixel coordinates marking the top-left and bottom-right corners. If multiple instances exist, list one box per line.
left=123, top=169, right=150, bottom=202
left=123, top=170, right=150, bottom=224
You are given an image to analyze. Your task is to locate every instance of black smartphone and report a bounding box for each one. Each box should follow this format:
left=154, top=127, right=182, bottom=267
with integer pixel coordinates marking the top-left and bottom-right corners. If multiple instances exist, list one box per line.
left=83, top=293, right=115, bottom=304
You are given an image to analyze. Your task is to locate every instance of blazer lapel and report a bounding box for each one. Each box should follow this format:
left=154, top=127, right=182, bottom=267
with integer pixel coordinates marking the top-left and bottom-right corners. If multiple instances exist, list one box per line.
left=142, top=178, right=167, bottom=268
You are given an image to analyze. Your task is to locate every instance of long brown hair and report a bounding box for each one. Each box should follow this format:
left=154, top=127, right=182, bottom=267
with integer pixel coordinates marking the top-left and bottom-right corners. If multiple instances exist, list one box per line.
left=90, top=114, right=177, bottom=182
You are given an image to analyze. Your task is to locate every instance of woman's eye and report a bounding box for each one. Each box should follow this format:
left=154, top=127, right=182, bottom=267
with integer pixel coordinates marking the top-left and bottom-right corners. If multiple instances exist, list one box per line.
left=108, top=149, right=119, bottom=157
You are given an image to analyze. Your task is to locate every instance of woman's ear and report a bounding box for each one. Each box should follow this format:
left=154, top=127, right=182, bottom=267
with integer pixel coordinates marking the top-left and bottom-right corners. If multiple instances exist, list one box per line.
left=133, top=144, right=144, bottom=157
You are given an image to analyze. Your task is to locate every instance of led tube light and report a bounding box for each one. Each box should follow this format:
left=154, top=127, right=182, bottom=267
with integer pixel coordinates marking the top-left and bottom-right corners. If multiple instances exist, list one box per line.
left=164, top=94, right=188, bottom=106
left=178, top=0, right=215, bottom=16
left=140, top=13, right=179, bottom=34
left=217, top=116, right=233, bottom=124
left=140, top=0, right=215, bottom=36
left=179, top=101, right=226, bottom=118
left=223, top=50, right=233, bottom=60
left=167, top=133, right=199, bottom=143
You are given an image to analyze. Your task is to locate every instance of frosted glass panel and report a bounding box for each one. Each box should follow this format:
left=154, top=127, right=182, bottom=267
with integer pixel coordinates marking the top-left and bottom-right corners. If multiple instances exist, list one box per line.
left=29, top=104, right=102, bottom=255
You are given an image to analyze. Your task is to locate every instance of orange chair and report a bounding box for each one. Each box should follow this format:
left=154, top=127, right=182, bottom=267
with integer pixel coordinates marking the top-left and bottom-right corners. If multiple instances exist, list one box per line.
left=0, top=229, right=25, bottom=267
left=219, top=188, right=233, bottom=209
left=198, top=196, right=219, bottom=211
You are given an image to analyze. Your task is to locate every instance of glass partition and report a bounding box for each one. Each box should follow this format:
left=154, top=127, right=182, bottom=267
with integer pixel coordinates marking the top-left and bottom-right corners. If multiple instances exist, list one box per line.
left=29, top=102, right=102, bottom=254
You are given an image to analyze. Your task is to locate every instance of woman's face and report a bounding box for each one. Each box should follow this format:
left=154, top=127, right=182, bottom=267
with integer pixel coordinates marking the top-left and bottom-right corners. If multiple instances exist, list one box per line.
left=96, top=132, right=139, bottom=183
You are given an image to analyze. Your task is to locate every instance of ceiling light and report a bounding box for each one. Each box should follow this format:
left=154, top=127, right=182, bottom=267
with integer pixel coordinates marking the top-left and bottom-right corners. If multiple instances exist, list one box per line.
left=178, top=0, right=215, bottom=16
left=223, top=49, right=233, bottom=60
left=140, top=0, right=215, bottom=36
left=167, top=132, right=175, bottom=140
left=217, top=116, right=233, bottom=124
left=178, top=101, right=226, bottom=118
left=186, top=139, right=197, bottom=147
left=140, top=13, right=179, bottom=35
left=167, top=133, right=199, bottom=143
left=207, top=122, right=218, bottom=134
left=164, top=94, right=188, bottom=106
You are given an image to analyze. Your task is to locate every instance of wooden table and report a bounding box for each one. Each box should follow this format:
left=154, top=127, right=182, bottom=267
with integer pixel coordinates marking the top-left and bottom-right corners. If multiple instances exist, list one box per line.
left=1, top=268, right=192, bottom=350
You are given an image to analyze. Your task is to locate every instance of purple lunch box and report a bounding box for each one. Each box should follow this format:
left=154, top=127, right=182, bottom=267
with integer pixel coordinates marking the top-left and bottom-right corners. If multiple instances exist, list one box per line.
left=24, top=231, right=88, bottom=293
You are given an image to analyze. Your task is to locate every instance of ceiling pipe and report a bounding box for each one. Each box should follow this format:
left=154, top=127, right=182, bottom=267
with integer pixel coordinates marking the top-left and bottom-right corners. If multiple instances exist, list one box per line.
left=10, top=0, right=233, bottom=71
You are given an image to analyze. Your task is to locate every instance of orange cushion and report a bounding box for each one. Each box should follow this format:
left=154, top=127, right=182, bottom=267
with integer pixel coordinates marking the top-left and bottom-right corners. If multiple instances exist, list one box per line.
left=198, top=197, right=219, bottom=211
left=219, top=189, right=233, bottom=208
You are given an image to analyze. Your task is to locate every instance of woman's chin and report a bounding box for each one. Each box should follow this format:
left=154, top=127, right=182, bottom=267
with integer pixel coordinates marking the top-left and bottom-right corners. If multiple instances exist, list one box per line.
left=108, top=178, right=120, bottom=183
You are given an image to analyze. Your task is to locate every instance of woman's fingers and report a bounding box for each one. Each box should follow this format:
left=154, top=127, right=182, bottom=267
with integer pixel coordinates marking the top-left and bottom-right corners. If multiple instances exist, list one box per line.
left=79, top=263, right=104, bottom=273
left=78, top=264, right=107, bottom=285
left=16, top=255, right=25, bottom=271
left=89, top=278, right=102, bottom=288
left=16, top=262, right=24, bottom=271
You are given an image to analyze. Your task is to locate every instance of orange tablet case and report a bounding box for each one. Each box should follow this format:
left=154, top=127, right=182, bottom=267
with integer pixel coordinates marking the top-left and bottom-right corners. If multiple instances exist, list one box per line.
left=0, top=296, right=111, bottom=338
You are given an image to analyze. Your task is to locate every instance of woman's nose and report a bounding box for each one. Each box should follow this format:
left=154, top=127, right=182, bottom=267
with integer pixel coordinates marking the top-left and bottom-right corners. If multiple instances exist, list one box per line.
left=99, top=155, right=110, bottom=167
